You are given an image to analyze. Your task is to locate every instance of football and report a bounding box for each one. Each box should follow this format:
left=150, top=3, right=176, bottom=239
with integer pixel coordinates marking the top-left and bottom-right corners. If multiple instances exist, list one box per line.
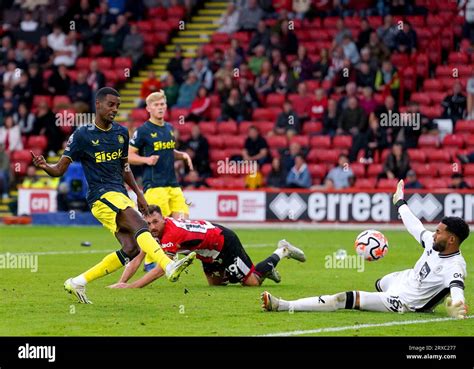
left=354, top=230, right=389, bottom=261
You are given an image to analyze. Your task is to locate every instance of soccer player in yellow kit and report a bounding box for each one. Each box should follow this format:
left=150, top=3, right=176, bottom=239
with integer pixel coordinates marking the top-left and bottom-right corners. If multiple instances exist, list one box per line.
left=31, top=87, right=196, bottom=304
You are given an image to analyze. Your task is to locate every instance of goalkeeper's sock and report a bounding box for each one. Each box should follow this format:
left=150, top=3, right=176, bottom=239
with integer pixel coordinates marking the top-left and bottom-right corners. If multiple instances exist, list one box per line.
left=283, top=293, right=347, bottom=312
left=254, top=254, right=281, bottom=278
left=74, top=250, right=128, bottom=285
left=135, top=229, right=171, bottom=271
left=273, top=247, right=287, bottom=259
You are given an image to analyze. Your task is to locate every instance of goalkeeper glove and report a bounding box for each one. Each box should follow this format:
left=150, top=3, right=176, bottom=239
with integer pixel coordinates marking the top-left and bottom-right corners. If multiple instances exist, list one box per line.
left=393, top=179, right=406, bottom=208
left=446, top=297, right=468, bottom=319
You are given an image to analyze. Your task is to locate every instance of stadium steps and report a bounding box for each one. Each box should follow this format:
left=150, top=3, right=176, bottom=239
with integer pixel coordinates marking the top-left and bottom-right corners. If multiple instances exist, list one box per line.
left=115, top=0, right=226, bottom=123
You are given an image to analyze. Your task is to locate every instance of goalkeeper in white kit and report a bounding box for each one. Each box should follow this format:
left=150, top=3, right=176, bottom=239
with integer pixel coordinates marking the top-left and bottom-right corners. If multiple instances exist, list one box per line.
left=261, top=180, right=469, bottom=319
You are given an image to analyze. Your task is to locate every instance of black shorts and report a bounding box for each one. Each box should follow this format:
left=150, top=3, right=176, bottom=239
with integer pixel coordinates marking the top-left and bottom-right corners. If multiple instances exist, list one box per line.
left=202, top=224, right=255, bottom=284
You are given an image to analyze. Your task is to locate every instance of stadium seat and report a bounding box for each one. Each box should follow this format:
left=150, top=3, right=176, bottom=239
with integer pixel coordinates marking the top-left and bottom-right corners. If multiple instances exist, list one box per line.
left=377, top=178, right=399, bottom=189
left=314, top=149, right=339, bottom=164
left=222, top=135, right=246, bottom=149
left=332, top=135, right=352, bottom=150
left=257, top=121, right=275, bottom=135
left=26, top=136, right=48, bottom=151
left=206, top=135, right=223, bottom=149
left=266, top=136, right=288, bottom=149
left=206, top=177, right=225, bottom=188
left=75, top=57, right=92, bottom=70
left=130, top=109, right=148, bottom=122
left=423, top=79, right=443, bottom=92
left=448, top=52, right=469, bottom=66
left=217, top=122, right=238, bottom=135
left=355, top=178, right=377, bottom=189
left=438, top=165, right=461, bottom=177
left=211, top=33, right=231, bottom=44
left=426, top=92, right=446, bottom=105
left=349, top=163, right=365, bottom=177
left=418, top=135, right=440, bottom=148
left=199, top=122, right=217, bottom=135
left=265, top=93, right=285, bottom=107
left=442, top=134, right=464, bottom=148
left=114, top=57, right=132, bottom=69
left=261, top=163, right=272, bottom=177
left=455, top=120, right=474, bottom=134
left=427, top=150, right=451, bottom=163
left=309, top=135, right=331, bottom=148
left=289, top=135, right=310, bottom=148
left=414, top=53, right=429, bottom=78
left=209, top=150, right=227, bottom=162
left=303, top=122, right=323, bottom=135
left=419, top=177, right=449, bottom=189
left=52, top=95, right=71, bottom=108
left=97, top=57, right=113, bottom=70
left=10, top=150, right=32, bottom=164
left=307, top=164, right=327, bottom=179
left=367, top=164, right=383, bottom=177
left=252, top=108, right=281, bottom=121
left=419, top=105, right=443, bottom=119
left=32, top=95, right=52, bottom=109
left=176, top=123, right=192, bottom=137
left=209, top=95, right=221, bottom=108
left=10, top=161, right=28, bottom=176
left=88, top=44, right=103, bottom=57
left=170, top=108, right=189, bottom=122
left=407, top=149, right=426, bottom=163
left=465, top=177, right=474, bottom=188
left=209, top=108, right=222, bottom=121
left=411, top=163, right=437, bottom=177
left=463, top=164, right=474, bottom=176
left=410, top=92, right=431, bottom=106
left=223, top=177, right=246, bottom=189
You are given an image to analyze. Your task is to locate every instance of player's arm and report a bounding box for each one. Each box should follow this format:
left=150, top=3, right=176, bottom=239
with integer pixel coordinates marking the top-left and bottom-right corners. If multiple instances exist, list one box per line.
left=31, top=152, right=71, bottom=177
left=127, top=264, right=165, bottom=288
left=393, top=180, right=429, bottom=245
left=128, top=146, right=158, bottom=166
left=174, top=149, right=193, bottom=170
left=445, top=265, right=468, bottom=319
left=117, top=250, right=146, bottom=283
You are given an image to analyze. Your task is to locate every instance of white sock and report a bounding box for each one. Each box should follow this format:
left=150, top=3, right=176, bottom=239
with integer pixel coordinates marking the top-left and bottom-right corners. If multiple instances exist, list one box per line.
left=71, top=274, right=87, bottom=286
left=287, top=294, right=343, bottom=312
left=273, top=247, right=286, bottom=260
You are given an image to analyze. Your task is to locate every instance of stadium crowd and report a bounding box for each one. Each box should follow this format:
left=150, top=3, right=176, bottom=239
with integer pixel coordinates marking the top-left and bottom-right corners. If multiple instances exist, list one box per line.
left=1, top=0, right=474, bottom=202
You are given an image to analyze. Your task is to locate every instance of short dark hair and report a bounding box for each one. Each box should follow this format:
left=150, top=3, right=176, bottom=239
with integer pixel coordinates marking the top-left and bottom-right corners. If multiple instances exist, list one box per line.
left=441, top=216, right=470, bottom=244
left=96, top=87, right=120, bottom=101
left=147, top=205, right=162, bottom=215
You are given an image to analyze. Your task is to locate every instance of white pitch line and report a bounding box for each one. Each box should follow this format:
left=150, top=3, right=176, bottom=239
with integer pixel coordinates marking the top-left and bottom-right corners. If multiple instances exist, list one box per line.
left=258, top=315, right=474, bottom=337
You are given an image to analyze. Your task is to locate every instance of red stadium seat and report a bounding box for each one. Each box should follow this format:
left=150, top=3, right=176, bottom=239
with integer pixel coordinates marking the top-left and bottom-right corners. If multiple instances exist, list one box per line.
left=10, top=161, right=28, bottom=176
left=206, top=135, right=223, bottom=149
left=419, top=105, right=443, bottom=119
left=465, top=177, right=474, bottom=188
left=355, top=178, right=377, bottom=189
left=411, top=163, right=438, bottom=177
left=426, top=92, right=446, bottom=105
left=209, top=150, right=227, bottom=162
left=349, top=163, right=365, bottom=177
left=266, top=135, right=288, bottom=149
left=170, top=108, right=189, bottom=122
left=88, top=44, right=103, bottom=57
left=76, top=57, right=92, bottom=70
left=222, top=135, right=246, bottom=149
left=427, top=150, right=451, bottom=163
left=303, top=122, right=323, bottom=135
left=199, top=122, right=217, bottom=135
left=307, top=164, right=327, bottom=179
left=423, top=79, right=443, bottom=92
left=463, top=164, right=474, bottom=176
left=455, top=120, right=474, bottom=134
left=407, top=149, right=426, bottom=163
left=367, top=164, right=383, bottom=177
left=168, top=5, right=186, bottom=18
left=261, top=163, right=272, bottom=177
left=419, top=177, right=450, bottom=189
left=306, top=149, right=319, bottom=163
left=52, top=95, right=71, bottom=107
left=10, top=150, right=33, bottom=164
left=314, top=149, right=339, bottom=164
left=209, top=95, right=220, bottom=108
left=410, top=92, right=431, bottom=106
left=448, top=52, right=469, bottom=66
left=377, top=178, right=399, bottom=189
left=26, top=136, right=48, bottom=150
left=223, top=177, right=246, bottom=189
left=209, top=108, right=221, bottom=121
left=414, top=53, right=429, bottom=78
left=97, top=57, right=113, bottom=70
left=217, top=122, right=238, bottom=135
left=114, top=57, right=132, bottom=69
left=206, top=177, right=225, bottom=188
left=253, top=108, right=281, bottom=121
left=265, top=93, right=285, bottom=107
left=438, top=165, right=461, bottom=177
left=289, top=135, right=309, bottom=148
left=443, top=134, right=464, bottom=148
left=418, top=135, right=440, bottom=148
left=256, top=121, right=275, bottom=135
left=211, top=33, right=231, bottom=44
left=130, top=109, right=149, bottom=122
left=32, top=95, right=52, bottom=109
left=309, top=135, right=331, bottom=148
left=238, top=121, right=253, bottom=135
left=332, top=135, right=352, bottom=149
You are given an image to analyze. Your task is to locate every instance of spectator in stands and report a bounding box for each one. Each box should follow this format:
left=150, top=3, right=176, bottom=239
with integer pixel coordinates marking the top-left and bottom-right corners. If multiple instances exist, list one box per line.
left=187, top=86, right=211, bottom=122
left=374, top=60, right=400, bottom=98
left=373, top=94, right=398, bottom=144
left=333, top=17, right=352, bottom=46
left=87, top=60, right=106, bottom=99
left=463, top=0, right=474, bottom=43
left=286, top=154, right=311, bottom=189
left=116, top=14, right=130, bottom=45
left=292, top=82, right=312, bottom=122
left=359, top=86, right=378, bottom=115
left=237, top=77, right=258, bottom=109
left=450, top=173, right=470, bottom=189
left=338, top=97, right=367, bottom=136
left=326, top=46, right=345, bottom=81
left=215, top=60, right=235, bottom=88
left=381, top=142, right=410, bottom=180
left=350, top=114, right=388, bottom=163
left=193, top=59, right=214, bottom=91
left=0, top=36, right=11, bottom=62
left=324, top=154, right=354, bottom=189
left=35, top=36, right=53, bottom=69
left=209, top=48, right=225, bottom=74
left=21, top=165, right=51, bottom=189
left=220, top=87, right=248, bottom=122
left=396, top=101, right=434, bottom=149
left=175, top=72, right=200, bottom=109
left=216, top=75, right=235, bottom=102
left=275, top=100, right=300, bottom=138
left=356, top=62, right=375, bottom=90
left=404, top=169, right=423, bottom=189
left=163, top=74, right=179, bottom=108
left=0, top=143, right=10, bottom=199
left=53, top=32, right=78, bottom=67
left=101, top=24, right=121, bottom=57
left=279, top=19, right=299, bottom=55
left=367, top=32, right=390, bottom=66
left=217, top=2, right=240, bottom=34
left=292, top=45, right=313, bottom=82
left=266, top=157, right=287, bottom=188
left=274, top=62, right=297, bottom=95
left=185, top=124, right=210, bottom=177
left=20, top=11, right=38, bottom=32
left=255, top=60, right=275, bottom=96
left=243, top=125, right=270, bottom=166
left=181, top=170, right=209, bottom=189
left=268, top=31, right=284, bottom=56
left=13, top=73, right=33, bottom=107
left=457, top=151, right=474, bottom=164
left=359, top=46, right=381, bottom=73
left=342, top=35, right=360, bottom=65
left=238, top=0, right=264, bottom=31
left=194, top=45, right=209, bottom=69
left=281, top=142, right=303, bottom=172
left=249, top=44, right=268, bottom=76
left=27, top=63, right=44, bottom=95
left=3, top=62, right=21, bottom=90
left=98, top=1, right=116, bottom=29
left=80, top=13, right=101, bottom=48
left=334, top=58, right=357, bottom=91
left=377, top=14, right=398, bottom=51
left=167, top=46, right=184, bottom=84
left=140, top=70, right=161, bottom=107
left=313, top=48, right=330, bottom=81
left=121, top=24, right=144, bottom=65
left=467, top=74, right=474, bottom=119
left=357, top=17, right=374, bottom=49
left=238, top=62, right=255, bottom=82
left=47, top=64, right=71, bottom=96
left=0, top=97, right=16, bottom=126
left=249, top=20, right=271, bottom=51
left=395, top=21, right=417, bottom=54
left=270, top=49, right=284, bottom=73
left=68, top=71, right=92, bottom=111
left=13, top=103, right=35, bottom=136
left=47, top=24, right=66, bottom=52
left=0, top=116, right=22, bottom=153
left=33, top=101, right=64, bottom=155
left=322, top=98, right=340, bottom=137
left=441, top=81, right=467, bottom=124
left=310, top=88, right=328, bottom=122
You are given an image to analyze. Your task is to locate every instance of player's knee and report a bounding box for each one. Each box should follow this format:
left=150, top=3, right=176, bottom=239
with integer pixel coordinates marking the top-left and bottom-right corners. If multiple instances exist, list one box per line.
left=243, top=274, right=260, bottom=286
left=122, top=244, right=139, bottom=259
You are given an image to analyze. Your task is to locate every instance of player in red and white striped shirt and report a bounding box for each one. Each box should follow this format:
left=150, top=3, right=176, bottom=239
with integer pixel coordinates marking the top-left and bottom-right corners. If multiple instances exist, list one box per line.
left=109, top=205, right=306, bottom=288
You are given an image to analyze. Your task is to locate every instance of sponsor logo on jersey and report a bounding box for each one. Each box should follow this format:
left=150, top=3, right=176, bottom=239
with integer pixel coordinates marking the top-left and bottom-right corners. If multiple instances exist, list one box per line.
left=153, top=140, right=175, bottom=151
left=95, top=149, right=123, bottom=163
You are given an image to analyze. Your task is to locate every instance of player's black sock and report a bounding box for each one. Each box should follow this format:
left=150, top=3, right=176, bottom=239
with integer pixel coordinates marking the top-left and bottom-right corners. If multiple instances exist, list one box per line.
left=255, top=254, right=281, bottom=277
left=344, top=291, right=355, bottom=309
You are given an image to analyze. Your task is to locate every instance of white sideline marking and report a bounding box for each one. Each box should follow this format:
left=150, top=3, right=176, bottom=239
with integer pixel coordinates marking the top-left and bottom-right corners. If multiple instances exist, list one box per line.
left=258, top=315, right=474, bottom=337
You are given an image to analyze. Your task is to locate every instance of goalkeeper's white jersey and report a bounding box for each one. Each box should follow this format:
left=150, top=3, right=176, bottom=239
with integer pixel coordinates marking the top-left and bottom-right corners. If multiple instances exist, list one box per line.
left=388, top=208, right=467, bottom=311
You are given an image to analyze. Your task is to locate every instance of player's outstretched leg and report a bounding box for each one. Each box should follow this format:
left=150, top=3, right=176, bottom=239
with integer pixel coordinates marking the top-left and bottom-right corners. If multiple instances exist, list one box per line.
left=254, top=239, right=306, bottom=284
left=64, top=278, right=93, bottom=304
left=261, top=291, right=348, bottom=312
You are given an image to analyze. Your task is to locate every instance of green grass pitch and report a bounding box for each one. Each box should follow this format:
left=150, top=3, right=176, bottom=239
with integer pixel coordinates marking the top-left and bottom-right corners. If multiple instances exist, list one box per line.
left=0, top=225, right=472, bottom=336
